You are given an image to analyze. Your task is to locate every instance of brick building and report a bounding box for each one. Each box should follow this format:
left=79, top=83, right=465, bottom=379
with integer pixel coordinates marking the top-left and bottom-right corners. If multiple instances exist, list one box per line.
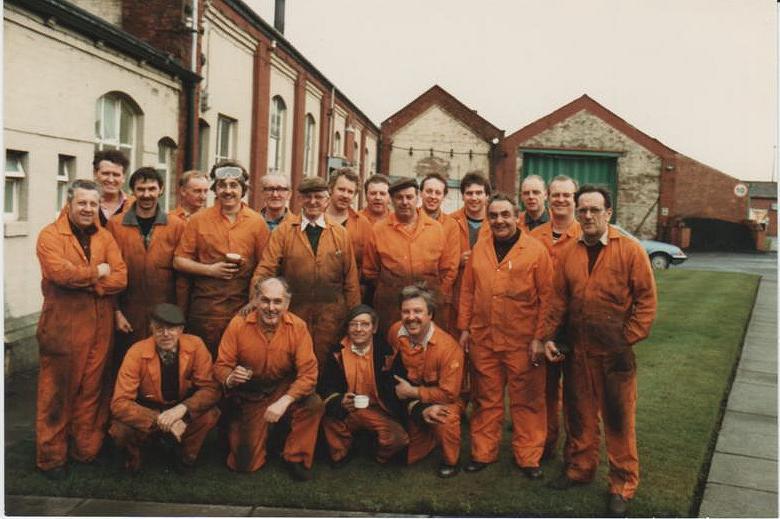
left=747, top=181, right=778, bottom=251
left=3, top=0, right=378, bottom=373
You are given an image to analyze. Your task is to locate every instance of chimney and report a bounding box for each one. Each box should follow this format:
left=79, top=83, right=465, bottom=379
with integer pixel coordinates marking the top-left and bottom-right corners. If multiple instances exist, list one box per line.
left=274, top=0, right=285, bottom=34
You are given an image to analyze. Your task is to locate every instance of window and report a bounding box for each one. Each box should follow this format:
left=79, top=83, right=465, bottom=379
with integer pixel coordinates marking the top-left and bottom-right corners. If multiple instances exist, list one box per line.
left=57, top=155, right=75, bottom=213
left=216, top=115, right=235, bottom=163
left=95, top=93, right=138, bottom=170
left=269, top=96, right=287, bottom=173
left=198, top=119, right=210, bottom=172
left=333, top=131, right=341, bottom=157
left=4, top=150, right=27, bottom=222
left=156, top=139, right=177, bottom=212
left=304, top=114, right=316, bottom=176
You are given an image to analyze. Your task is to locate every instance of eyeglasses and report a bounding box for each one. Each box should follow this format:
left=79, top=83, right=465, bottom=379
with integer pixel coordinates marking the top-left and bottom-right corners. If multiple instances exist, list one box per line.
left=348, top=321, right=373, bottom=330
left=214, top=166, right=244, bottom=180
left=263, top=186, right=290, bottom=193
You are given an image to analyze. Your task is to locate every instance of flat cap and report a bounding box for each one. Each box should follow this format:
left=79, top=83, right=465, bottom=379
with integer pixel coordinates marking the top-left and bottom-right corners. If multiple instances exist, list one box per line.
left=149, top=303, right=186, bottom=326
left=388, top=177, right=418, bottom=195
left=297, top=176, right=329, bottom=193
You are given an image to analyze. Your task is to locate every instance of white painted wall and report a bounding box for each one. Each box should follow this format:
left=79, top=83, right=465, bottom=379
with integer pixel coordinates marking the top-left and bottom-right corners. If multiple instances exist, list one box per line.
left=304, top=85, right=323, bottom=177
left=269, top=57, right=297, bottom=181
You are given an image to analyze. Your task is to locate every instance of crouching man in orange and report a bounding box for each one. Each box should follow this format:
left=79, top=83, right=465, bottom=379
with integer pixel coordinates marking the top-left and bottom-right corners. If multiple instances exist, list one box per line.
left=543, top=186, right=656, bottom=517
left=319, top=304, right=409, bottom=467
left=458, top=193, right=554, bottom=478
left=109, top=303, right=220, bottom=474
left=388, top=285, right=465, bottom=478
left=214, top=277, right=323, bottom=481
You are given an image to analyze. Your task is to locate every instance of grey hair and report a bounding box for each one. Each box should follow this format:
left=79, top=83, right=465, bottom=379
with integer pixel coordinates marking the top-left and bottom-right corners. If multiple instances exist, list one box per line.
left=67, top=179, right=102, bottom=202
left=255, top=276, right=293, bottom=301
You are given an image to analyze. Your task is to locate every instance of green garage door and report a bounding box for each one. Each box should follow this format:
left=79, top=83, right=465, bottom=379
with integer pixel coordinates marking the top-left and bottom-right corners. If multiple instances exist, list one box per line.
left=521, top=150, right=619, bottom=218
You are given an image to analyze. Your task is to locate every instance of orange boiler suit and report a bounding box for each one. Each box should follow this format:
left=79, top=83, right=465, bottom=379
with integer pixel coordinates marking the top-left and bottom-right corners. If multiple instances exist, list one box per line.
left=343, top=207, right=374, bottom=280
left=213, top=311, right=323, bottom=472
left=35, top=211, right=128, bottom=470
left=458, top=231, right=553, bottom=467
left=107, top=206, right=185, bottom=360
left=109, top=334, right=221, bottom=470
left=543, top=225, right=657, bottom=500
left=252, top=214, right=361, bottom=366
left=362, top=210, right=458, bottom=336
left=174, top=202, right=270, bottom=356
left=530, top=220, right=581, bottom=458
left=430, top=211, right=462, bottom=335
left=318, top=338, right=409, bottom=463
left=359, top=207, right=387, bottom=225
left=387, top=321, right=464, bottom=466
left=168, top=207, right=197, bottom=315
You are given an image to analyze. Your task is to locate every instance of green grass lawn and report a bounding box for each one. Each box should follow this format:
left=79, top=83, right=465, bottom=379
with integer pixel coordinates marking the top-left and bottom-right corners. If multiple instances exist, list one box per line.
left=5, top=270, right=760, bottom=516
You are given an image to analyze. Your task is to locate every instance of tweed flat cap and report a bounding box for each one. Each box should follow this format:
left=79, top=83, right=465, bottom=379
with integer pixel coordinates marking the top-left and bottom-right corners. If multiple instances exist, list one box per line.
left=388, top=177, right=418, bottom=195
left=297, top=177, right=329, bottom=193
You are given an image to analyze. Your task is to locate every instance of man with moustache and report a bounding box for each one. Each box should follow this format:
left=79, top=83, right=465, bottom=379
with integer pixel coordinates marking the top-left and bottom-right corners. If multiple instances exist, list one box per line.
left=107, top=168, right=185, bottom=369
left=318, top=304, right=408, bottom=467
left=389, top=285, right=464, bottom=478
left=544, top=186, right=656, bottom=517
left=109, top=304, right=220, bottom=474
left=170, top=170, right=210, bottom=221
left=530, top=176, right=581, bottom=460
left=214, top=277, right=322, bottom=480
left=518, top=175, right=549, bottom=232
left=252, top=177, right=360, bottom=367
left=173, top=160, right=270, bottom=357
left=359, top=174, right=391, bottom=224
left=93, top=150, right=133, bottom=226
left=35, top=179, right=127, bottom=479
left=259, top=173, right=292, bottom=231
left=362, top=178, right=458, bottom=337
left=325, top=168, right=374, bottom=278
left=458, top=194, right=553, bottom=478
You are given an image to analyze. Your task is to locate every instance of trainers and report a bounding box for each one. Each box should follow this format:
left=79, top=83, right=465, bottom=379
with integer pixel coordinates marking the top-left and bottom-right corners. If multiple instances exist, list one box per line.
left=464, top=460, right=490, bottom=473
left=286, top=460, right=313, bottom=481
left=607, top=493, right=628, bottom=516
left=437, top=463, right=460, bottom=478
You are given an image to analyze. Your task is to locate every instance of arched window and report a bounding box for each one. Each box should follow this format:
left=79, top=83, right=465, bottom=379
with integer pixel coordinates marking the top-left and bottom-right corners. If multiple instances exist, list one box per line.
left=95, top=92, right=140, bottom=170
left=333, top=131, right=341, bottom=157
left=304, top=114, right=316, bottom=176
left=269, top=96, right=287, bottom=172
left=156, top=138, right=177, bottom=211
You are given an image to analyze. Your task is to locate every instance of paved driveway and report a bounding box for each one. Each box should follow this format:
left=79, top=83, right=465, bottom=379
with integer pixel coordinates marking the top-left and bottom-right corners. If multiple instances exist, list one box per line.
left=678, top=251, right=777, bottom=280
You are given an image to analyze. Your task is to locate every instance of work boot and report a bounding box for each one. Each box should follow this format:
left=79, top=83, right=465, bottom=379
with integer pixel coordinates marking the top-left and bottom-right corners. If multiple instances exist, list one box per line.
left=464, top=460, right=489, bottom=473
left=286, top=460, right=313, bottom=481
left=329, top=450, right=354, bottom=470
left=437, top=463, right=459, bottom=478
left=607, top=493, right=628, bottom=517
left=519, top=466, right=544, bottom=480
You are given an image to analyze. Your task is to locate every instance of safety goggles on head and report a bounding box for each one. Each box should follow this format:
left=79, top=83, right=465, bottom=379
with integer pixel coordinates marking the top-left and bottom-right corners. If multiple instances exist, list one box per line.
left=214, top=166, right=244, bottom=180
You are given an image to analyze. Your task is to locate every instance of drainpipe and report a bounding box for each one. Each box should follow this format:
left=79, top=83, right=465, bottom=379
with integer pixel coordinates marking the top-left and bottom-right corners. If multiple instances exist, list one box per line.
left=184, top=0, right=199, bottom=169
left=329, top=86, right=335, bottom=169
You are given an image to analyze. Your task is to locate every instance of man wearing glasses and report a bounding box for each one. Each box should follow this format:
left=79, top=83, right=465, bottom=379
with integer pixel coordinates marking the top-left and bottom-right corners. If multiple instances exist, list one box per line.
left=174, top=161, right=271, bottom=357
left=259, top=174, right=291, bottom=231
left=252, top=177, right=360, bottom=366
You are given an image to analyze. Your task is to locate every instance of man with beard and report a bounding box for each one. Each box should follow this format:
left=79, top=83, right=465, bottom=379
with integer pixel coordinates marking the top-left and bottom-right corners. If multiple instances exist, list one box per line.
left=173, top=160, right=270, bottom=357
left=389, top=285, right=464, bottom=478
left=170, top=170, right=210, bottom=221
left=214, top=277, right=322, bottom=480
left=359, top=174, right=391, bottom=224
left=108, top=168, right=185, bottom=369
left=530, top=176, right=581, bottom=460
left=458, top=194, right=553, bottom=478
left=362, top=178, right=458, bottom=337
left=318, top=304, right=408, bottom=467
left=252, top=177, right=360, bottom=367
left=518, top=175, right=549, bottom=232
left=325, top=168, right=374, bottom=280
left=35, top=179, right=127, bottom=479
left=259, top=173, right=292, bottom=231
left=93, top=150, right=133, bottom=226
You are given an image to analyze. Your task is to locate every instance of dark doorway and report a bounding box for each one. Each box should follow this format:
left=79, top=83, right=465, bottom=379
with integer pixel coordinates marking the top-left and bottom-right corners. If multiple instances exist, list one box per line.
left=684, top=218, right=754, bottom=251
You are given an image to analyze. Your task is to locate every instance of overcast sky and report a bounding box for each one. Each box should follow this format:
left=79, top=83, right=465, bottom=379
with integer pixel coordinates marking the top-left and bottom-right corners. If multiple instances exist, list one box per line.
left=246, top=0, right=777, bottom=182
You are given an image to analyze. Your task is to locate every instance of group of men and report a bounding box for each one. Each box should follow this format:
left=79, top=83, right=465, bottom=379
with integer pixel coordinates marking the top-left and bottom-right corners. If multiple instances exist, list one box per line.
left=35, top=148, right=656, bottom=516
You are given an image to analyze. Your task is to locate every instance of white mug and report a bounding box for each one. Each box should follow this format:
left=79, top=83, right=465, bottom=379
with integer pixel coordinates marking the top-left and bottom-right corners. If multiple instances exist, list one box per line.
left=353, top=394, right=369, bottom=409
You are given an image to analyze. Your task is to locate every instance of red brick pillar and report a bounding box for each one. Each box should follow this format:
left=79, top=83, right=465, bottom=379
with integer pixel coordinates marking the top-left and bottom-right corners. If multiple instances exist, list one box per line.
left=319, top=90, right=332, bottom=179
left=289, top=72, right=307, bottom=213
left=249, top=41, right=272, bottom=210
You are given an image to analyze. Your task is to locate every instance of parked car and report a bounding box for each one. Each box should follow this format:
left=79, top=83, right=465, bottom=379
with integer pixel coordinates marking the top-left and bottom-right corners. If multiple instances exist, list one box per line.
left=616, top=226, right=688, bottom=270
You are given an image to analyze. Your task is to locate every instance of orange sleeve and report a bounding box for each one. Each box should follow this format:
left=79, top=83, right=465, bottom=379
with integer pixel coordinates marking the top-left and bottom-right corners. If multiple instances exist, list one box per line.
left=95, top=232, right=128, bottom=296
left=341, top=234, right=361, bottom=309
left=174, top=217, right=199, bottom=260
left=182, top=339, right=221, bottom=413
left=437, top=226, right=460, bottom=298
left=213, top=317, right=241, bottom=385
left=254, top=217, right=271, bottom=265
left=624, top=241, right=658, bottom=345
left=111, top=348, right=159, bottom=431
left=543, top=245, right=572, bottom=342
left=361, top=225, right=380, bottom=282
left=418, top=341, right=464, bottom=405
left=533, top=245, right=554, bottom=341
left=251, top=222, right=287, bottom=298
left=36, top=226, right=99, bottom=288
left=286, top=323, right=318, bottom=400
left=456, top=253, right=476, bottom=331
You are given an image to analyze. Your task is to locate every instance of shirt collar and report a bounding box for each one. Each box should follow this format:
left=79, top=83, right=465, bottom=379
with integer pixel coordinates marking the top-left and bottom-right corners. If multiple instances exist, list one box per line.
left=397, top=322, right=435, bottom=350
left=579, top=228, right=610, bottom=246
left=349, top=341, right=372, bottom=357
left=525, top=209, right=549, bottom=226
left=301, top=213, right=326, bottom=230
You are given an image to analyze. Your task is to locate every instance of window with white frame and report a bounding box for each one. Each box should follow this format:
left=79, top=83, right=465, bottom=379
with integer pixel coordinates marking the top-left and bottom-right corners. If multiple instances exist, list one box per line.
left=57, top=155, right=75, bottom=213
left=5, top=150, right=27, bottom=222
left=304, top=114, right=316, bottom=176
left=198, top=119, right=210, bottom=171
left=269, top=96, right=287, bottom=173
left=95, top=93, right=138, bottom=170
left=216, top=115, right=236, bottom=164
left=333, top=131, right=341, bottom=157
left=156, top=139, right=177, bottom=212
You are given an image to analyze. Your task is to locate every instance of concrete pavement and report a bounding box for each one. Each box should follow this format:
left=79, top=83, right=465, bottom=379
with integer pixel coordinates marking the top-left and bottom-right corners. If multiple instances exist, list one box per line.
left=679, top=252, right=778, bottom=518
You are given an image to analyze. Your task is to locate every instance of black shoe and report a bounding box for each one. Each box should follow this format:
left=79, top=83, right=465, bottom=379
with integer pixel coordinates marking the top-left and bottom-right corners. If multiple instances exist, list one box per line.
left=286, top=460, right=313, bottom=481
left=329, top=451, right=353, bottom=470
left=520, top=466, right=544, bottom=480
left=607, top=493, right=628, bottom=517
left=39, top=465, right=68, bottom=481
left=437, top=463, right=459, bottom=478
left=173, top=457, right=196, bottom=476
left=464, top=460, right=489, bottom=473
left=547, top=473, right=581, bottom=490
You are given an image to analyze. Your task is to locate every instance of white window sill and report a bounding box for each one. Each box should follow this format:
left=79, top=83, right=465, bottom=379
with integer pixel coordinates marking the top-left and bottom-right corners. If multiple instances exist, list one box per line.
left=4, top=220, right=29, bottom=237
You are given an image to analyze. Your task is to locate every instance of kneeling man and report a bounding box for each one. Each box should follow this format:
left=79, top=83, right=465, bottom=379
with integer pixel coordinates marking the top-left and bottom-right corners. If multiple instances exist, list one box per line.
left=319, top=304, right=409, bottom=466
left=214, top=277, right=323, bottom=480
left=110, top=303, right=220, bottom=473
